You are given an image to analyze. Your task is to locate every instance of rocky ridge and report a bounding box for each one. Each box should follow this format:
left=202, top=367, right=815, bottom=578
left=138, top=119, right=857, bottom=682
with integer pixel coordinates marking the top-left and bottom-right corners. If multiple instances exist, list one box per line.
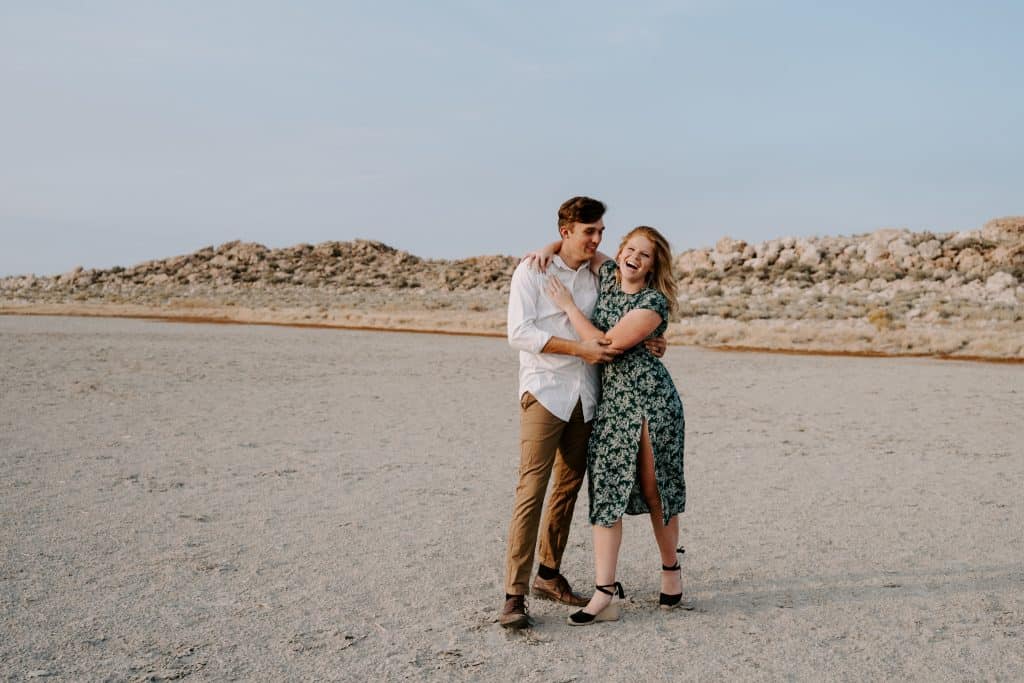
left=2, top=217, right=1022, bottom=358
left=672, top=217, right=1023, bottom=325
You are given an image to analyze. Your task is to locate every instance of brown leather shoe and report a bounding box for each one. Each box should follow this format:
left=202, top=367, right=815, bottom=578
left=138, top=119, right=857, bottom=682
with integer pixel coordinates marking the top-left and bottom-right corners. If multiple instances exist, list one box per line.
left=531, top=574, right=588, bottom=607
left=499, top=595, right=530, bottom=629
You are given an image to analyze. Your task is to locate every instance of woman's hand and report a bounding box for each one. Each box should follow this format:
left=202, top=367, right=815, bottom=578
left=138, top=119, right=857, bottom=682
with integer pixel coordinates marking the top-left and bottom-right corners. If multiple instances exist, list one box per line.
left=521, top=242, right=560, bottom=272
left=544, top=276, right=576, bottom=312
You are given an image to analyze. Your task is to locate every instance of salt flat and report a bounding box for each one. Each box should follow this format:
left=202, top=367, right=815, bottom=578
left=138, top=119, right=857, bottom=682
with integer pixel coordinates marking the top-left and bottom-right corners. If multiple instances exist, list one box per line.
left=2, top=315, right=1022, bottom=681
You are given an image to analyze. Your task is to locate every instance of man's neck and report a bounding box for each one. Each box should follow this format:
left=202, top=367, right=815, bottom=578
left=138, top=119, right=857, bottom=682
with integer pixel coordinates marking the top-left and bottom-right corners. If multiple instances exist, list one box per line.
left=559, top=249, right=587, bottom=271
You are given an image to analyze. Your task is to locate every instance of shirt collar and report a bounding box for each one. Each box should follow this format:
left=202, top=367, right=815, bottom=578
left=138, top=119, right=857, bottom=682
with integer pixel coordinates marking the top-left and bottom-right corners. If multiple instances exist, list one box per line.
left=552, top=254, right=590, bottom=273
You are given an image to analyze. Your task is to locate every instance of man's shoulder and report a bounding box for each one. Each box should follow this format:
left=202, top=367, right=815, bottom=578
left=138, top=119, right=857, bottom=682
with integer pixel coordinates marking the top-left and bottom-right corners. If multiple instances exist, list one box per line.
left=511, top=260, right=542, bottom=286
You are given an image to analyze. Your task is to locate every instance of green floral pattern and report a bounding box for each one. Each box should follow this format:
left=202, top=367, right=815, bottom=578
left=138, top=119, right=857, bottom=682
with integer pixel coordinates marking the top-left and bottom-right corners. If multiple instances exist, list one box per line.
left=588, top=259, right=686, bottom=527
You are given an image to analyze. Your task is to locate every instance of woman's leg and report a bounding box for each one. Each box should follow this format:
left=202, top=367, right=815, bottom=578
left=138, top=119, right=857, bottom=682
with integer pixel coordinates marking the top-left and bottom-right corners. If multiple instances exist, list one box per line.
left=637, top=420, right=681, bottom=596
left=582, top=520, right=623, bottom=614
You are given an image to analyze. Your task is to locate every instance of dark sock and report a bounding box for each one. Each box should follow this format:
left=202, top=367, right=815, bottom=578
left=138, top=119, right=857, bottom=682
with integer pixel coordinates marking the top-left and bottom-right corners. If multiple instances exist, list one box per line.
left=537, top=564, right=559, bottom=580
left=505, top=593, right=522, bottom=601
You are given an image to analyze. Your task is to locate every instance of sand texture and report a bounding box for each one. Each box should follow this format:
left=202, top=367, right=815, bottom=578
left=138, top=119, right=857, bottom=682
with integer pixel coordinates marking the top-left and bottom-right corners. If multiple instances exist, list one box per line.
left=2, top=315, right=1023, bottom=681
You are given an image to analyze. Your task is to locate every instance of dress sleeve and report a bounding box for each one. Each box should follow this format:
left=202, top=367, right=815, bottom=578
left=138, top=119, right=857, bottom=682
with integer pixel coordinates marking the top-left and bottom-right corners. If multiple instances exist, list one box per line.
left=635, top=288, right=669, bottom=323
left=598, top=259, right=618, bottom=293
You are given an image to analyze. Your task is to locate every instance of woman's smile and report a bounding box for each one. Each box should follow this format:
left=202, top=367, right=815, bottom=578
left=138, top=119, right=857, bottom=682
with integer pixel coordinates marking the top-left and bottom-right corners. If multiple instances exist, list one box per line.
left=617, top=235, right=656, bottom=284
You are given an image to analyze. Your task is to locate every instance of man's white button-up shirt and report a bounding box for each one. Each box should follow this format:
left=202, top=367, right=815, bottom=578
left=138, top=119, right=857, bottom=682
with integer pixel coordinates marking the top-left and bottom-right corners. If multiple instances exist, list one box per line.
left=507, top=255, right=600, bottom=422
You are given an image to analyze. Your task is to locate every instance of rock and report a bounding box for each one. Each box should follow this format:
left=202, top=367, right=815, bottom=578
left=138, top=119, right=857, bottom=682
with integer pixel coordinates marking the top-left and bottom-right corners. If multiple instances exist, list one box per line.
left=715, top=236, right=744, bottom=254
left=797, top=241, right=822, bottom=267
left=917, top=239, right=942, bottom=260
left=888, top=239, right=915, bottom=260
left=863, top=243, right=888, bottom=265
left=980, top=216, right=1024, bottom=245
left=947, top=230, right=984, bottom=249
left=954, top=248, right=985, bottom=274
left=985, top=271, right=1018, bottom=292
left=676, top=250, right=712, bottom=274
left=710, top=250, right=742, bottom=269
left=775, top=248, right=797, bottom=267
left=868, top=228, right=905, bottom=246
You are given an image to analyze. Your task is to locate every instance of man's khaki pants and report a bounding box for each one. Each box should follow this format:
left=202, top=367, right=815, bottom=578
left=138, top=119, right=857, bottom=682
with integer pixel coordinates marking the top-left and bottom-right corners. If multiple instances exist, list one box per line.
left=504, top=392, right=591, bottom=596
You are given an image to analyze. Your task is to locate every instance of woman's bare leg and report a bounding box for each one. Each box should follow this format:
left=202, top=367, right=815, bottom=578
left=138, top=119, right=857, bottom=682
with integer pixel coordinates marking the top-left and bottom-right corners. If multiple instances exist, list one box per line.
left=637, top=420, right=682, bottom=595
left=582, top=520, right=622, bottom=614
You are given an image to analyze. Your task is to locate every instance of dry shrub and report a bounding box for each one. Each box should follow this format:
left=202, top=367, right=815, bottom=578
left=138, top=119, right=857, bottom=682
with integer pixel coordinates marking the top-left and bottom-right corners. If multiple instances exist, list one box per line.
left=866, top=308, right=893, bottom=330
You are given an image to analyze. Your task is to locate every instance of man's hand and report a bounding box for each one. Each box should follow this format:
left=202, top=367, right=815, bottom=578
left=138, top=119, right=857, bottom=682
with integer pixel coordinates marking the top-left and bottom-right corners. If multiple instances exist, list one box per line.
left=644, top=336, right=668, bottom=358
left=577, top=338, right=622, bottom=365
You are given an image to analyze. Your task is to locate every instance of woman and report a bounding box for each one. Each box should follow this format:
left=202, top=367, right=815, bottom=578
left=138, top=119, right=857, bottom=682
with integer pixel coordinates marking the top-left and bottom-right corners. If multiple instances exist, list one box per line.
left=532, top=226, right=686, bottom=625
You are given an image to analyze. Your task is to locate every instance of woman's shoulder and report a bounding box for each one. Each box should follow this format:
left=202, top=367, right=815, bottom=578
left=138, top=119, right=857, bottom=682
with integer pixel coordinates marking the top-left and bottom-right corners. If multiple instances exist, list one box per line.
left=636, top=287, right=669, bottom=315
left=597, top=258, right=618, bottom=288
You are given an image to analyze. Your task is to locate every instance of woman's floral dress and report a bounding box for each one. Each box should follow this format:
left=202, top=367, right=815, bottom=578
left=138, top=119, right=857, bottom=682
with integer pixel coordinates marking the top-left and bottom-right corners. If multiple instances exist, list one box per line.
left=588, top=260, right=686, bottom=527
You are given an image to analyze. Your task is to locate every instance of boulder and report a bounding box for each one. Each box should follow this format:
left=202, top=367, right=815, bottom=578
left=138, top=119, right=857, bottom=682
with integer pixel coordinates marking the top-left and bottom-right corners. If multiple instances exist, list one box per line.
left=715, top=236, right=745, bottom=254
left=947, top=230, right=984, bottom=249
left=798, top=244, right=822, bottom=268
left=916, top=239, right=942, bottom=260
left=955, top=248, right=985, bottom=274
left=985, top=271, right=1018, bottom=292
left=863, top=243, right=888, bottom=265
left=888, top=239, right=915, bottom=260
left=868, top=228, right=905, bottom=246
left=675, top=250, right=712, bottom=274
left=980, top=216, right=1024, bottom=245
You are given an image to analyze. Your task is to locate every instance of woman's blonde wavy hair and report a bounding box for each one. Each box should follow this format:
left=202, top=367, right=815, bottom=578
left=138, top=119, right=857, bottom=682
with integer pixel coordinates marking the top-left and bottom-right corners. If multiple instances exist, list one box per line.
left=615, top=226, right=678, bottom=319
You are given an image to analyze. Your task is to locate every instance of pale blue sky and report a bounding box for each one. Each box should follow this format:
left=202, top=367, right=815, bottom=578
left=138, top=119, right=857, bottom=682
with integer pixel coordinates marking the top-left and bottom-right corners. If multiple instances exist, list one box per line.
left=2, top=1, right=1022, bottom=276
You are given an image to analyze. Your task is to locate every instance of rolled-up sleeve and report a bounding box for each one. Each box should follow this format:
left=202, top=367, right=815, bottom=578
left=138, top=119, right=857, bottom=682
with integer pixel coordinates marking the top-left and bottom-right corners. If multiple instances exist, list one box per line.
left=507, top=263, right=552, bottom=354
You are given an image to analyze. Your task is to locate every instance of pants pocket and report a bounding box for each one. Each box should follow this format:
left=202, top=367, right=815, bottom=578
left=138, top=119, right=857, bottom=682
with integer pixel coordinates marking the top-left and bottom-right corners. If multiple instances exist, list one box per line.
left=520, top=391, right=538, bottom=411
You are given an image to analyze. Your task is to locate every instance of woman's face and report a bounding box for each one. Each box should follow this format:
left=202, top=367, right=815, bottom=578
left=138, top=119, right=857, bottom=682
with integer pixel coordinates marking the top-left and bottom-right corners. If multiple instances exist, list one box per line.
left=617, top=234, right=656, bottom=284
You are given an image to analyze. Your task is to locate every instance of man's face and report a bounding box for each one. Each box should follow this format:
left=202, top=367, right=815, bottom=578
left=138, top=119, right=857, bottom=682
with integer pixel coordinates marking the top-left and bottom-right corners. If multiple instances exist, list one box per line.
left=561, top=219, right=604, bottom=265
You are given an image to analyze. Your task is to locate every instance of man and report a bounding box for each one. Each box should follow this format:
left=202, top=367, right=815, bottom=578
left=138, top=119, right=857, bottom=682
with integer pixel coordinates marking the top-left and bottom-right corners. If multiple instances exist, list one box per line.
left=501, top=196, right=664, bottom=628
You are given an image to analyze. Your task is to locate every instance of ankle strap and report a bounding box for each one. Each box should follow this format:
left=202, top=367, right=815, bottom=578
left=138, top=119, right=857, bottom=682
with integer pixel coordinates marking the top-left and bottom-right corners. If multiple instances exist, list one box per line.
left=663, top=547, right=685, bottom=571
left=595, top=581, right=625, bottom=599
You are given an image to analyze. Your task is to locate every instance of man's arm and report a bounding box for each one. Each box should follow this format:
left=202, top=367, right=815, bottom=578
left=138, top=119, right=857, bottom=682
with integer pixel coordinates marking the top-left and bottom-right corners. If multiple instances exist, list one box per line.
left=644, top=336, right=668, bottom=358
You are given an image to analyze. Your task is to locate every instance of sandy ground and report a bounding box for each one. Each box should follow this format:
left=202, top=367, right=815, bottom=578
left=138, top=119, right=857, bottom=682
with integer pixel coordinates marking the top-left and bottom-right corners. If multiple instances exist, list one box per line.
left=5, top=301, right=1024, bottom=361
left=2, top=315, right=1023, bottom=681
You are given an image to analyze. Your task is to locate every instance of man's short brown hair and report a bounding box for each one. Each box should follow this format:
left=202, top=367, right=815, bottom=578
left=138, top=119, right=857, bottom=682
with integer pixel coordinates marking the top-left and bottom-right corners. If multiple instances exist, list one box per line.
left=557, top=196, right=606, bottom=230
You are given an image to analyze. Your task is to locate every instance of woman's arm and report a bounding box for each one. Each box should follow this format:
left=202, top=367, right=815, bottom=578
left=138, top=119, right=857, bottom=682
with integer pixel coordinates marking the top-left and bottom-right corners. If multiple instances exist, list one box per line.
left=587, top=251, right=613, bottom=275
left=603, top=309, right=663, bottom=351
left=544, top=276, right=603, bottom=341
left=545, top=277, right=663, bottom=351
left=522, top=241, right=562, bottom=272
left=523, top=242, right=613, bottom=274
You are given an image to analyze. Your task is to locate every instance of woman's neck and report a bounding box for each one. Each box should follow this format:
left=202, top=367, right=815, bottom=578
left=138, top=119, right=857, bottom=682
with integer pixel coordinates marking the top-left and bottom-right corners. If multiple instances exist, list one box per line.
left=616, top=272, right=644, bottom=294
left=621, top=282, right=643, bottom=294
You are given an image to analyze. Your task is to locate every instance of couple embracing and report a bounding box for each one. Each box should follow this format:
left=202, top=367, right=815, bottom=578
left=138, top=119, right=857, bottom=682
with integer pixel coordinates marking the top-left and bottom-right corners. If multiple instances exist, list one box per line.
left=501, top=196, right=687, bottom=628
